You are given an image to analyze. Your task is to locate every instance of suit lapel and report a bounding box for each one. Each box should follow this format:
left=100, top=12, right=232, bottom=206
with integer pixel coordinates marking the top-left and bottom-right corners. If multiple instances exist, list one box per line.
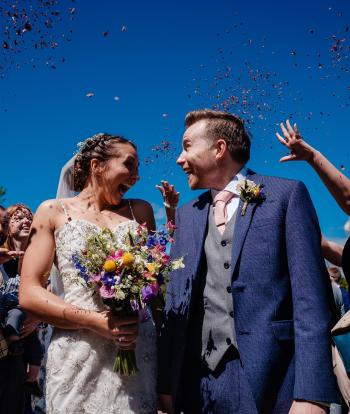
left=191, top=191, right=211, bottom=278
left=230, top=170, right=261, bottom=274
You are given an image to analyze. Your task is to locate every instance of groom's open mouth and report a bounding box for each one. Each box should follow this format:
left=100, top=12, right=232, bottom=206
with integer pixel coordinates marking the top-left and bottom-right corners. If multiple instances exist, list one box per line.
left=183, top=168, right=193, bottom=177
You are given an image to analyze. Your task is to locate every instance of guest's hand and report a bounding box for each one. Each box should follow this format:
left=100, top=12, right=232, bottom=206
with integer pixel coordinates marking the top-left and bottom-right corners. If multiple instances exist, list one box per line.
left=276, top=120, right=316, bottom=163
left=156, top=180, right=179, bottom=211
left=90, top=311, right=139, bottom=349
left=0, top=247, right=24, bottom=264
left=20, top=315, right=40, bottom=338
left=288, top=400, right=328, bottom=414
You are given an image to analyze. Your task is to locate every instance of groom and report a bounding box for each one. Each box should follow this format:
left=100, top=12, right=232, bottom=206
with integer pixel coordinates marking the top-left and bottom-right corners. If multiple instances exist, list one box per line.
left=158, top=110, right=338, bottom=413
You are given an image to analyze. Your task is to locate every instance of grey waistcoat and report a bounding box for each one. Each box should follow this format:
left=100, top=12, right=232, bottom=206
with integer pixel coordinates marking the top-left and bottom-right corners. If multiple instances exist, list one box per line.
left=201, top=203, right=238, bottom=371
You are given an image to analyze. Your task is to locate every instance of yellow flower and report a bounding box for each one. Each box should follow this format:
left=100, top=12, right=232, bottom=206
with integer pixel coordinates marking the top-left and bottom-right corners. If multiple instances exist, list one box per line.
left=146, top=263, right=156, bottom=274
left=251, top=186, right=260, bottom=198
left=122, top=253, right=135, bottom=267
left=103, top=260, right=117, bottom=272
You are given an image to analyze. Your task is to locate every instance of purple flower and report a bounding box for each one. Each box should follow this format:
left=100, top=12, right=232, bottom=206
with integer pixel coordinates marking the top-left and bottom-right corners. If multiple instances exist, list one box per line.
left=100, top=285, right=115, bottom=299
left=141, top=285, right=156, bottom=304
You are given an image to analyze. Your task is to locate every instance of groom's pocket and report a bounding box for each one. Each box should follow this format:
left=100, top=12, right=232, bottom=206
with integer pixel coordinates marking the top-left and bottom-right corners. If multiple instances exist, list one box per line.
left=270, top=320, right=294, bottom=341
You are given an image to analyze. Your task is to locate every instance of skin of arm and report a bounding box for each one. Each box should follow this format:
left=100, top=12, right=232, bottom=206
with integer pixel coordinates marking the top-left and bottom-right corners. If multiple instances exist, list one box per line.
left=277, top=120, right=350, bottom=215
left=321, top=236, right=344, bottom=267
left=19, top=200, right=138, bottom=346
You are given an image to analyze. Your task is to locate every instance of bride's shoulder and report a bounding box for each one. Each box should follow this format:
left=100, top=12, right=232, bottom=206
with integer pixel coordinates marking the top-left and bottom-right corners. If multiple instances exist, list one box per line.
left=128, top=199, right=154, bottom=221
left=34, top=199, right=67, bottom=224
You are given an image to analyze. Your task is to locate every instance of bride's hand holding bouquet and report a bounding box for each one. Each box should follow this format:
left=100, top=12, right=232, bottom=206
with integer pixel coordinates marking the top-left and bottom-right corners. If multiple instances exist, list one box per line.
left=72, top=222, right=184, bottom=375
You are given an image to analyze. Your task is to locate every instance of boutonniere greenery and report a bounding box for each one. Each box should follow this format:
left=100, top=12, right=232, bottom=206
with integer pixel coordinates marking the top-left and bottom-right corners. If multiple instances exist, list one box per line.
left=236, top=179, right=266, bottom=216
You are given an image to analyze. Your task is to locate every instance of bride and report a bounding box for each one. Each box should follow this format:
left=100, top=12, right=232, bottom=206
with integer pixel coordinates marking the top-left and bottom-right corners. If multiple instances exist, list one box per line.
left=19, top=133, right=179, bottom=414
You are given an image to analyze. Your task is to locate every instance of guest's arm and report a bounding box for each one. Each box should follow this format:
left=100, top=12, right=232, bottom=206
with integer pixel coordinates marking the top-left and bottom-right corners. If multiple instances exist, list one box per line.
left=321, top=236, right=344, bottom=266
left=276, top=120, right=350, bottom=215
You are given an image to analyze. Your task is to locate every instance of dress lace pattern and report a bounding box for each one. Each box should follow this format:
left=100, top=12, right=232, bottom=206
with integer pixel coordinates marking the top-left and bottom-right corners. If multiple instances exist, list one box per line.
left=46, top=219, right=157, bottom=414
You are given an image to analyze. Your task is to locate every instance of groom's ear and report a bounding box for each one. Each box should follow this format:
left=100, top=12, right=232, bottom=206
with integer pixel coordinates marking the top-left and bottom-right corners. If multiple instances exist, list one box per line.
left=214, top=138, right=227, bottom=160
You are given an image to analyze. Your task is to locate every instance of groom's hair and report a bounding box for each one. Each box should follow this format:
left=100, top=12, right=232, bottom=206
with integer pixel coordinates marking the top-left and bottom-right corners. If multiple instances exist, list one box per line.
left=185, top=109, right=251, bottom=164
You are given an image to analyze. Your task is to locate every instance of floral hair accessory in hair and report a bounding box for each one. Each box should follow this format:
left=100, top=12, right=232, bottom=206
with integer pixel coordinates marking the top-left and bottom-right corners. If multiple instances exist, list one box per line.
left=75, top=133, right=106, bottom=154
left=236, top=179, right=265, bottom=216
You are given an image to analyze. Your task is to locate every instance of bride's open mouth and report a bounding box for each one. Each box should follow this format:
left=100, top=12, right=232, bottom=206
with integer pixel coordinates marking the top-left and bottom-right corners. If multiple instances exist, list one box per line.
left=117, top=184, right=130, bottom=197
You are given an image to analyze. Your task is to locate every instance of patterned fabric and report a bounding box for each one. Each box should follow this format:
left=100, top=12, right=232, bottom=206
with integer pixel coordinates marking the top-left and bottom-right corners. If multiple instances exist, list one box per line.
left=1, top=274, right=20, bottom=295
left=46, top=218, right=157, bottom=414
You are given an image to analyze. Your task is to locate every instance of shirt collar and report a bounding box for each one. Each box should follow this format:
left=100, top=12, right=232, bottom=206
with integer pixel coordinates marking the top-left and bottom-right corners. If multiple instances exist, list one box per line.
left=211, top=166, right=248, bottom=198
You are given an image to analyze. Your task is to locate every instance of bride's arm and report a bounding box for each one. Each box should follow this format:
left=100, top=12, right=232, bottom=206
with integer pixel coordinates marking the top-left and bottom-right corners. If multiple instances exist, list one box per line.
left=20, top=201, right=138, bottom=344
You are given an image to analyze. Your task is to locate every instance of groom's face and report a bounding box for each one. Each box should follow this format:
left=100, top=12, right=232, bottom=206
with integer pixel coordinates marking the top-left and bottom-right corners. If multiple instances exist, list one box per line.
left=177, top=120, right=217, bottom=190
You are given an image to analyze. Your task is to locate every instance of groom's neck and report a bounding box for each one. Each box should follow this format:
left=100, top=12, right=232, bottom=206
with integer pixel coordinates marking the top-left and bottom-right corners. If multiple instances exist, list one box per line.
left=208, top=161, right=245, bottom=191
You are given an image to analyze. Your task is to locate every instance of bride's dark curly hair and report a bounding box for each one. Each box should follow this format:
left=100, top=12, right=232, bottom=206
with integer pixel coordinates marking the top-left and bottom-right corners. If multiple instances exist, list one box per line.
left=73, top=133, right=137, bottom=192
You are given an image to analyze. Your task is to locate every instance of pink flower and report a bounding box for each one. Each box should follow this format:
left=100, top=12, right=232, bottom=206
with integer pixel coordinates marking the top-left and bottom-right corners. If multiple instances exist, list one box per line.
left=155, top=244, right=166, bottom=253
left=111, top=250, right=123, bottom=259
left=91, top=274, right=102, bottom=283
left=100, top=285, right=115, bottom=299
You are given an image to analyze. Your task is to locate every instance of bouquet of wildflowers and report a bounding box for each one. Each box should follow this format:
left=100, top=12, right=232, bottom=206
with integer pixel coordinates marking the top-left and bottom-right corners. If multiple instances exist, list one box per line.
left=72, top=221, right=184, bottom=376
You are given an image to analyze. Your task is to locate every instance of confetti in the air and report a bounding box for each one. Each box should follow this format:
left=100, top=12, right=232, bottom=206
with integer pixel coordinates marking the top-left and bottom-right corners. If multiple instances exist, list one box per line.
left=0, top=0, right=76, bottom=75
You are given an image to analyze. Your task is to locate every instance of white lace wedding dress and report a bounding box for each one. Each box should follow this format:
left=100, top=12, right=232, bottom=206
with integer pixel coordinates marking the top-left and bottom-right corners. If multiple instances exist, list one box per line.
left=46, top=218, right=157, bottom=414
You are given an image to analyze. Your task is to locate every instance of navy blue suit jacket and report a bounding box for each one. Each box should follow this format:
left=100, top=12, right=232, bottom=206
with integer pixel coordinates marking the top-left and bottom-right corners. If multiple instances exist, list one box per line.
left=158, top=171, right=339, bottom=412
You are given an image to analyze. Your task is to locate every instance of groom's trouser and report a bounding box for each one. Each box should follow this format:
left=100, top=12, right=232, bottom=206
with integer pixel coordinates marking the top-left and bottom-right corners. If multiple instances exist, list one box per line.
left=182, top=346, right=258, bottom=414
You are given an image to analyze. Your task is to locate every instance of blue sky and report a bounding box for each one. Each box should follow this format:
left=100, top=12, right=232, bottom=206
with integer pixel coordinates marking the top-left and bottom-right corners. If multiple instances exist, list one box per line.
left=1, top=0, right=349, bottom=239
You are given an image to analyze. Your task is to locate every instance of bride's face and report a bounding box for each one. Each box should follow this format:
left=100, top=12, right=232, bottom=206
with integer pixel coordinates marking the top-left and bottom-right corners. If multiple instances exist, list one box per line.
left=97, top=142, right=140, bottom=205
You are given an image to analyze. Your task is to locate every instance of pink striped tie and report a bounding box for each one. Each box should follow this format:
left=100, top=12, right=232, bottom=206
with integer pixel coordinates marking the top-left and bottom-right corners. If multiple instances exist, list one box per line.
left=213, top=190, right=235, bottom=234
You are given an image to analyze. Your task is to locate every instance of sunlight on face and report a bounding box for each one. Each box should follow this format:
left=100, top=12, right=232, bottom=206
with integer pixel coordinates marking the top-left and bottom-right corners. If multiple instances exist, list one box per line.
left=177, top=120, right=217, bottom=190
left=99, top=142, right=140, bottom=205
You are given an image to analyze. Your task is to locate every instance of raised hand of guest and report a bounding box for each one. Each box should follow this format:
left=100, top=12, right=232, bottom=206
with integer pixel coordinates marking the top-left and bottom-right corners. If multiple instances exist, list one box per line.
left=276, top=119, right=350, bottom=215
left=276, top=120, right=315, bottom=163
left=156, top=180, right=179, bottom=223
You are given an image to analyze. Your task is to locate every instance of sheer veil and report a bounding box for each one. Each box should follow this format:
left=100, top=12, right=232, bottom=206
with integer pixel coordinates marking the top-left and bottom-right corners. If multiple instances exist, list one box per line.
left=56, top=155, right=77, bottom=199
left=51, top=155, right=78, bottom=298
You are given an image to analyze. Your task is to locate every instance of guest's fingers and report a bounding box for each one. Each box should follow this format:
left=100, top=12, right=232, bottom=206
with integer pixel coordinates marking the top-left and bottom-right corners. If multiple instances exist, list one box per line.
left=279, top=153, right=298, bottom=163
left=293, top=123, right=301, bottom=137
left=280, top=122, right=290, bottom=141
left=276, top=132, right=289, bottom=146
left=286, top=119, right=295, bottom=136
left=155, top=185, right=166, bottom=197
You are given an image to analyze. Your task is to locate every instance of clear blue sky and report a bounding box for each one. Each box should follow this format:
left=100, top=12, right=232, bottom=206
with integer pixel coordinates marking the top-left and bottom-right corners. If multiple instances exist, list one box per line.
left=1, top=0, right=349, bottom=239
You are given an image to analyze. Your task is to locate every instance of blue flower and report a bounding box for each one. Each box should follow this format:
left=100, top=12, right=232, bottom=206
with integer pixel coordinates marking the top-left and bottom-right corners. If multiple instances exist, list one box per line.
left=72, top=254, right=89, bottom=282
left=159, top=237, right=167, bottom=246
left=101, top=272, right=115, bottom=288
left=147, top=236, right=156, bottom=248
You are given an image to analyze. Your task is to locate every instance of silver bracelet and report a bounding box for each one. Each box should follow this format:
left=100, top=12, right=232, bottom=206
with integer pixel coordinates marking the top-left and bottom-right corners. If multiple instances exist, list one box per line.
left=163, top=202, right=177, bottom=210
